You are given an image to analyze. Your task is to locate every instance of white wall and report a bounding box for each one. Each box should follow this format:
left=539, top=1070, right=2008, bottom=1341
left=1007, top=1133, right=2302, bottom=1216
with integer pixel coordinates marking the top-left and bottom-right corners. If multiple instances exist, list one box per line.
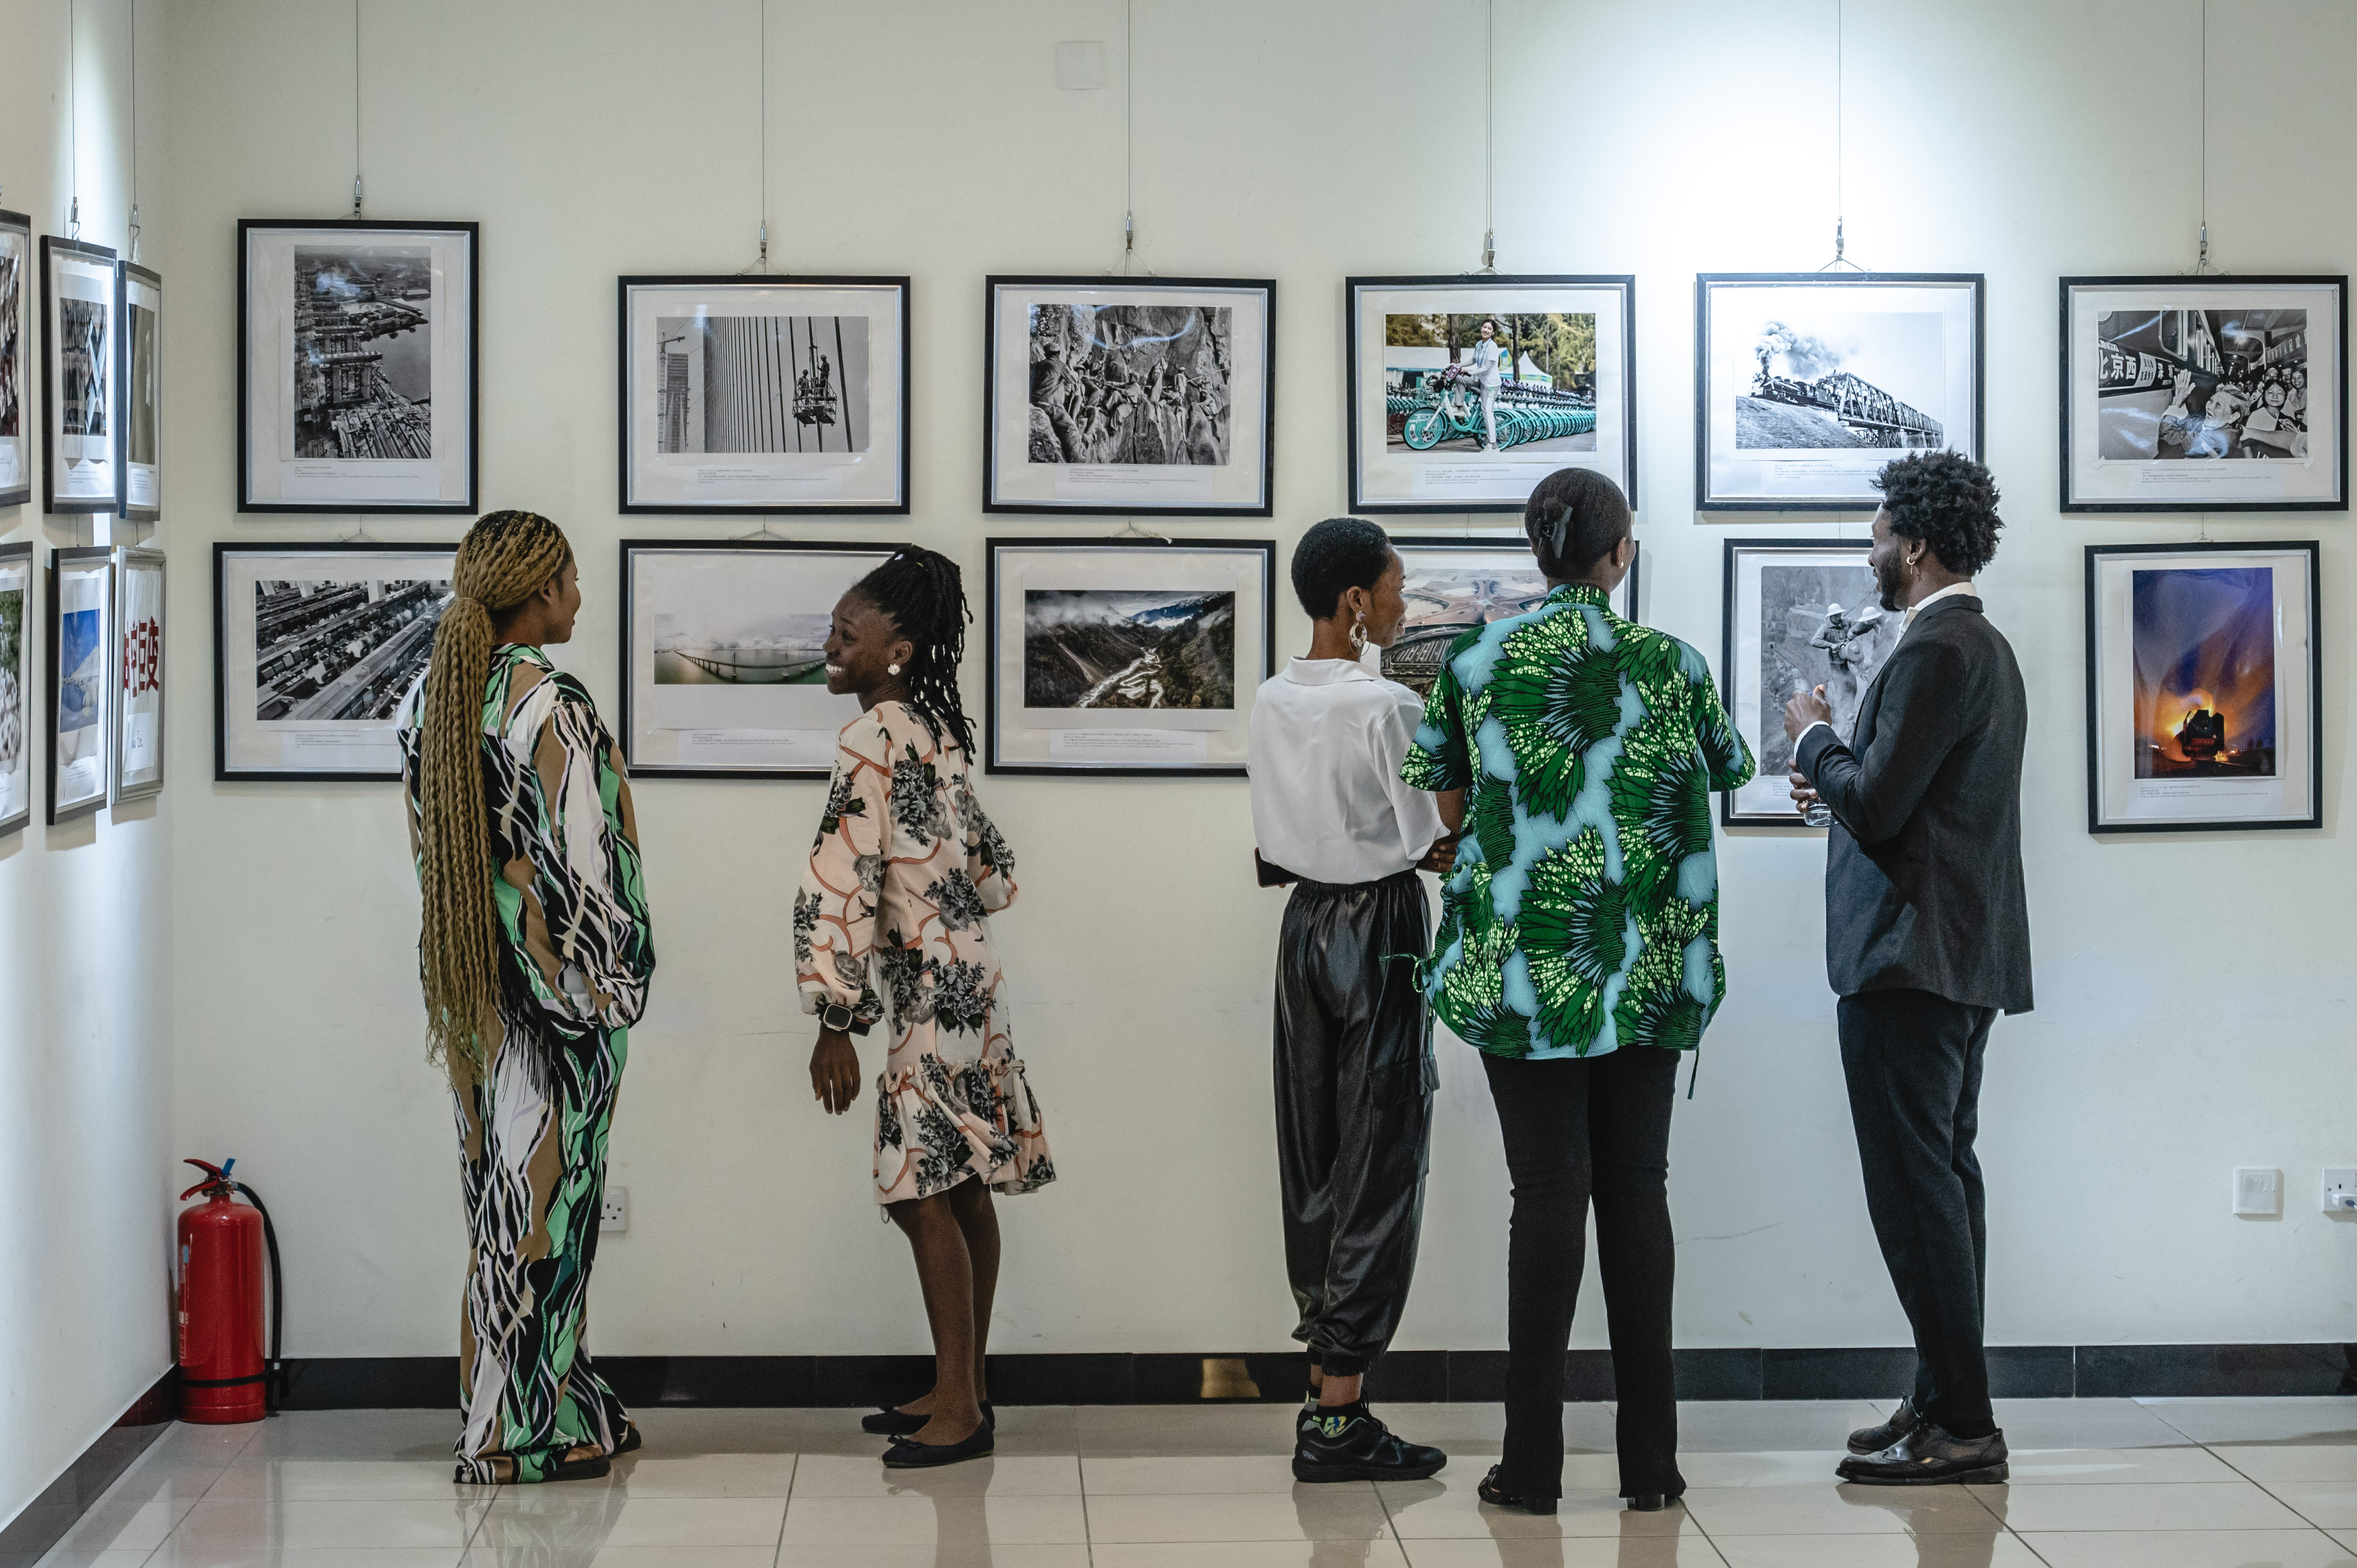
left=157, top=0, right=2357, bottom=1375
left=0, top=0, right=175, bottom=1536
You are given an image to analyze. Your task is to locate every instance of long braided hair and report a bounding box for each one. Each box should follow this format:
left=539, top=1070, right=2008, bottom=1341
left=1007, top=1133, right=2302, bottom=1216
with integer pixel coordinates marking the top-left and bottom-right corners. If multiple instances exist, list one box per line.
left=415, top=510, right=572, bottom=1072
left=850, top=547, right=975, bottom=757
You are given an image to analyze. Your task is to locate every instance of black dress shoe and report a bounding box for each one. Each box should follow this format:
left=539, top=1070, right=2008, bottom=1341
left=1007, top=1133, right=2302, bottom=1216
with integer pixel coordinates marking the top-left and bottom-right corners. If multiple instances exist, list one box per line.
left=882, top=1419, right=995, bottom=1468
left=863, top=1399, right=994, bottom=1436
left=1476, top=1464, right=1557, bottom=1515
left=1837, top=1423, right=2008, bottom=1486
left=1292, top=1406, right=1447, bottom=1483
left=1849, top=1396, right=1922, bottom=1456
left=1626, top=1489, right=1685, bottom=1512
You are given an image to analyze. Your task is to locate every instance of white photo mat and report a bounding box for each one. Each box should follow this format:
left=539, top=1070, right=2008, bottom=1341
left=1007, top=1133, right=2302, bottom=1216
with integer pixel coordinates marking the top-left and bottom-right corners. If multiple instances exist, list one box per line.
left=0, top=212, right=29, bottom=507
left=619, top=277, right=908, bottom=513
left=1347, top=278, right=1635, bottom=512
left=2087, top=544, right=2318, bottom=832
left=44, top=239, right=119, bottom=512
left=113, top=548, right=164, bottom=802
left=50, top=548, right=112, bottom=820
left=0, top=545, right=30, bottom=832
left=120, top=265, right=162, bottom=521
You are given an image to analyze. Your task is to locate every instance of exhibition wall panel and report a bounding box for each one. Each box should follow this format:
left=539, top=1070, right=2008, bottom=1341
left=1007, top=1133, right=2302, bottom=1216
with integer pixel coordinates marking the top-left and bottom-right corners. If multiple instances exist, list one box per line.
left=156, top=0, right=2356, bottom=1385
left=0, top=0, right=176, bottom=1543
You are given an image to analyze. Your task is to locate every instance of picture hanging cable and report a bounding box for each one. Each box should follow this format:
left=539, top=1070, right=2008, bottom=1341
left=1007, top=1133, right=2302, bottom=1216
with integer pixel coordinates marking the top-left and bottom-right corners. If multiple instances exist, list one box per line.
left=128, top=0, right=139, bottom=259
left=2195, top=0, right=2214, bottom=273
left=756, top=0, right=771, bottom=270
left=1121, top=0, right=1136, bottom=272
left=1818, top=0, right=1862, bottom=271
left=67, top=0, right=79, bottom=237
left=351, top=0, right=364, bottom=217
left=1478, top=0, right=1495, bottom=273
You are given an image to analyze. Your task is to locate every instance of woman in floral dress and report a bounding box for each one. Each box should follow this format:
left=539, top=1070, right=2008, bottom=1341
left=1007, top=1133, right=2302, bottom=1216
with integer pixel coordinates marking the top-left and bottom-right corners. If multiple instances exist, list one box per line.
left=796, top=547, right=1052, bottom=1470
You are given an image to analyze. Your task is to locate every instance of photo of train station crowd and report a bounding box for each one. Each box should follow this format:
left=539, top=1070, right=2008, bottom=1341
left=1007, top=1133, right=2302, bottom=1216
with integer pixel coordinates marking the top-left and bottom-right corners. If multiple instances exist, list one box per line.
left=2096, top=307, right=2309, bottom=462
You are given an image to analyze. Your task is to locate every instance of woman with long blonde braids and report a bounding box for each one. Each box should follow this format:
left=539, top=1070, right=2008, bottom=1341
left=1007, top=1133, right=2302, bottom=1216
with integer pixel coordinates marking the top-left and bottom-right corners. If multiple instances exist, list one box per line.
left=398, top=510, right=655, bottom=1485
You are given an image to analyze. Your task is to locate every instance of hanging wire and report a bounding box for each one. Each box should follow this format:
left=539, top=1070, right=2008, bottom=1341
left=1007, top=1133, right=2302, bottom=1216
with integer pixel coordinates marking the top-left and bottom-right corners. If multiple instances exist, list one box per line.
left=739, top=0, right=771, bottom=271
left=66, top=0, right=80, bottom=237
left=1121, top=0, right=1136, bottom=271
left=351, top=0, right=364, bottom=216
left=126, top=0, right=138, bottom=258
left=1818, top=0, right=1862, bottom=270
left=2194, top=0, right=2214, bottom=272
left=1478, top=0, right=1495, bottom=273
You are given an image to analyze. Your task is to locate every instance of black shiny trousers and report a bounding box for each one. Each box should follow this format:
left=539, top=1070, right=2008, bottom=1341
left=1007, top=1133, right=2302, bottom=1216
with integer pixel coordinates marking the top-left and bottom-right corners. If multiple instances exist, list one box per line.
left=1482, top=1047, right=1683, bottom=1501
left=1273, top=870, right=1434, bottom=1378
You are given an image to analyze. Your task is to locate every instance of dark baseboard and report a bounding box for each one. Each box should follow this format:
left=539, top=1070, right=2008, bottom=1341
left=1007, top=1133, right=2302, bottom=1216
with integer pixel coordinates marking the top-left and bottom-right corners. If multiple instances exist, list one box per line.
left=270, top=1343, right=2357, bottom=1411
left=0, top=1371, right=174, bottom=1568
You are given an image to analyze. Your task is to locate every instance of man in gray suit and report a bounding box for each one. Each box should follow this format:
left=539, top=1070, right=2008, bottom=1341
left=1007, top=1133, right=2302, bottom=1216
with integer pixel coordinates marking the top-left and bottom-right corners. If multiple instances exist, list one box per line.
left=1783, top=450, right=2032, bottom=1487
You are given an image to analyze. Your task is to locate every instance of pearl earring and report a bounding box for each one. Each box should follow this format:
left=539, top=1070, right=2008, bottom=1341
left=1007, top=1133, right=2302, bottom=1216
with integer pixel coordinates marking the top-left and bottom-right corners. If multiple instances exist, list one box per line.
left=888, top=662, right=902, bottom=676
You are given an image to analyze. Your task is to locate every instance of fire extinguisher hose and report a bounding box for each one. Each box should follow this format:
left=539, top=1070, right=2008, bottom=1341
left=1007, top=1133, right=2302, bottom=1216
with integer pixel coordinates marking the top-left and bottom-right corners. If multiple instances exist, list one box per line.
left=231, top=1179, right=286, bottom=1414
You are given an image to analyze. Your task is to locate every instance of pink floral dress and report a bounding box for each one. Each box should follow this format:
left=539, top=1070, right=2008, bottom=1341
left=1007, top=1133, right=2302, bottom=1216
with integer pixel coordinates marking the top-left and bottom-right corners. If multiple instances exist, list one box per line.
left=795, top=701, right=1054, bottom=1204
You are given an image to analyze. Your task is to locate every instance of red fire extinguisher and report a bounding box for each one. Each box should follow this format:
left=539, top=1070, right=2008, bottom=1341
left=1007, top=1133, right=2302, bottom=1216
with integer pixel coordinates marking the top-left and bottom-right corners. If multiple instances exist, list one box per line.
left=176, top=1159, right=284, bottom=1423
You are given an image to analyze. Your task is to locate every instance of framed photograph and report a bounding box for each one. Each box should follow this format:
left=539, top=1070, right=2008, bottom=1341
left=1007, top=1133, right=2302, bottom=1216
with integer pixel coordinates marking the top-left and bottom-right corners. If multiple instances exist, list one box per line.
left=112, top=547, right=164, bottom=803
left=42, top=236, right=120, bottom=515
left=619, top=538, right=902, bottom=778
left=984, top=275, right=1273, bottom=515
left=1383, top=535, right=1639, bottom=698
left=2085, top=541, right=2319, bottom=833
left=118, top=263, right=161, bottom=523
left=1346, top=276, right=1636, bottom=513
left=0, top=541, right=30, bottom=835
left=214, top=542, right=456, bottom=781
left=985, top=537, right=1275, bottom=775
left=1696, top=272, right=1984, bottom=511
left=2060, top=277, right=2345, bottom=513
left=618, top=275, right=909, bottom=514
left=1720, top=538, right=1900, bottom=827
left=0, top=210, right=29, bottom=508
left=48, top=545, right=112, bottom=821
left=238, top=219, right=477, bottom=513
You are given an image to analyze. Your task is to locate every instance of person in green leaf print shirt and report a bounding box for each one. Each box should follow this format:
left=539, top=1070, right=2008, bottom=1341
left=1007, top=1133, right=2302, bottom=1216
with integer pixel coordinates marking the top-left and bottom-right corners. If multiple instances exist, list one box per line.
left=1401, top=467, right=1752, bottom=1518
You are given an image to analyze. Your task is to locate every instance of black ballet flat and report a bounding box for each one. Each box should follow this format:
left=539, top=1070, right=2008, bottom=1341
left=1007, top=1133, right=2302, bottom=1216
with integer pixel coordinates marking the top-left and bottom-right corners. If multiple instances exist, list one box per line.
left=613, top=1423, right=643, bottom=1456
left=881, top=1420, right=995, bottom=1469
left=863, top=1399, right=994, bottom=1436
left=1477, top=1464, right=1557, bottom=1515
left=544, top=1450, right=614, bottom=1483
left=1627, top=1489, right=1685, bottom=1512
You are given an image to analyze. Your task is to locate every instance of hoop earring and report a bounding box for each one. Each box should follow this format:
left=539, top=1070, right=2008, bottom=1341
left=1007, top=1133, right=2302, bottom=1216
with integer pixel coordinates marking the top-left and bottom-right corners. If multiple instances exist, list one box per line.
left=1349, top=610, right=1367, bottom=654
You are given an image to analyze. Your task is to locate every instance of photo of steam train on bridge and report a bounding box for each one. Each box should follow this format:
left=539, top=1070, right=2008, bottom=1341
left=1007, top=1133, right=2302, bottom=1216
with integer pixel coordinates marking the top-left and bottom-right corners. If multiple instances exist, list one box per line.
left=252, top=576, right=450, bottom=722
left=1736, top=317, right=1944, bottom=450
left=1382, top=312, right=1598, bottom=454
left=292, top=246, right=433, bottom=461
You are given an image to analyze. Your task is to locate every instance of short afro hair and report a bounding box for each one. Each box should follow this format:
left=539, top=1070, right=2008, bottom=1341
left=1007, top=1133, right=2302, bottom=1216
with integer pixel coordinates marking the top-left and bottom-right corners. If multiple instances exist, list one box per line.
left=1873, top=451, right=2004, bottom=577
left=1524, top=467, right=1631, bottom=578
left=1290, top=517, right=1395, bottom=620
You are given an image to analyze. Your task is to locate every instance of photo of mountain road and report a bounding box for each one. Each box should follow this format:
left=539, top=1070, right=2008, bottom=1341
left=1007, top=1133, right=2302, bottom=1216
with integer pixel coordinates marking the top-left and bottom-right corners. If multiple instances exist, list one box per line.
left=1023, top=589, right=1236, bottom=710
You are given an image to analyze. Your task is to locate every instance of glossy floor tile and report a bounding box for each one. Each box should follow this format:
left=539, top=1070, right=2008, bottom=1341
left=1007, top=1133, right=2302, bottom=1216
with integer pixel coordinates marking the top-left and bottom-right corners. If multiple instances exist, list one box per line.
left=32, top=1398, right=2357, bottom=1568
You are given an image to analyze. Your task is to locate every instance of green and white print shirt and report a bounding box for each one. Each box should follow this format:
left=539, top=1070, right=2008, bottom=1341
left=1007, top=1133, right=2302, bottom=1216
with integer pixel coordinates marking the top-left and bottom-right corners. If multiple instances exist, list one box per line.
left=1401, top=584, right=1754, bottom=1059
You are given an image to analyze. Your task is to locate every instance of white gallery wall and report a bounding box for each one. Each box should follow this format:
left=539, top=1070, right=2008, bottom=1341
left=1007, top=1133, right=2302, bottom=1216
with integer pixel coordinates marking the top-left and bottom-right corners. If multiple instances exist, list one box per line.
left=0, top=0, right=174, bottom=1536
left=139, top=0, right=2357, bottom=1383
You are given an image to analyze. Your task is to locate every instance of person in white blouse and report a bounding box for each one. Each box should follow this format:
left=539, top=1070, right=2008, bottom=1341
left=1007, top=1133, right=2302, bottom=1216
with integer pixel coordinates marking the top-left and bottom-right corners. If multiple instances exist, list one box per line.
left=1468, top=318, right=1505, bottom=451
left=1249, top=518, right=1455, bottom=1486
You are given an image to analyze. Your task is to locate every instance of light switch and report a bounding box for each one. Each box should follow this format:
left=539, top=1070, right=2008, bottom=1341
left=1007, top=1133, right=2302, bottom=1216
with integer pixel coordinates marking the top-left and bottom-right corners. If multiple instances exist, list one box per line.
left=2233, top=1167, right=2282, bottom=1216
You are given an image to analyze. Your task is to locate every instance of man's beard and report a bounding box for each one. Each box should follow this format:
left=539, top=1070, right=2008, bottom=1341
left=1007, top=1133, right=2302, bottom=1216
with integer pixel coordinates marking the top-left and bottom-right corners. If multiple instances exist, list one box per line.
left=1874, top=552, right=1908, bottom=613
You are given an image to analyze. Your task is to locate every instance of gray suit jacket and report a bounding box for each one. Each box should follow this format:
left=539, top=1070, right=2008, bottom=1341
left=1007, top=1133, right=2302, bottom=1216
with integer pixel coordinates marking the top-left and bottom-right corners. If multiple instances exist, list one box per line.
left=1794, top=594, right=2033, bottom=1014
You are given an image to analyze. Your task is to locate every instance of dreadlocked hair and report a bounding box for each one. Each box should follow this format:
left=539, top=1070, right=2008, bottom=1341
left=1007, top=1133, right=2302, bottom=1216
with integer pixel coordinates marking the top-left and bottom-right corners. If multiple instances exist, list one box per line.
left=850, top=547, right=975, bottom=758
left=415, top=510, right=572, bottom=1076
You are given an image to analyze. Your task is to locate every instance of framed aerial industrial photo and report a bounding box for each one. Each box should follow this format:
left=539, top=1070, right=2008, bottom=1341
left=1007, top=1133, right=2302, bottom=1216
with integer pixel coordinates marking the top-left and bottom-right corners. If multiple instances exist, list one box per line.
left=0, top=210, right=29, bottom=509
left=1382, top=536, right=1639, bottom=698
left=41, top=236, right=120, bottom=515
left=1346, top=276, right=1636, bottom=514
left=2085, top=541, right=2320, bottom=833
left=48, top=544, right=113, bottom=821
left=618, top=538, right=903, bottom=778
left=0, top=541, right=30, bottom=835
left=983, top=275, right=1274, bottom=515
left=213, top=541, right=456, bottom=781
left=985, top=537, right=1276, bottom=775
left=237, top=219, right=477, bottom=514
left=118, top=262, right=162, bottom=523
left=1720, top=538, right=1900, bottom=827
left=112, top=547, right=165, bottom=803
left=2060, top=276, right=2345, bottom=513
left=618, top=275, right=910, bottom=514
left=1695, top=273, right=1984, bottom=512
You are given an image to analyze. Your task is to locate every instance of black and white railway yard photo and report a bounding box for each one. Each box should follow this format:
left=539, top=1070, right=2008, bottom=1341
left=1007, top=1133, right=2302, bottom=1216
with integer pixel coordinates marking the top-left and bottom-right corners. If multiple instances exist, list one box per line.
left=252, top=578, right=450, bottom=721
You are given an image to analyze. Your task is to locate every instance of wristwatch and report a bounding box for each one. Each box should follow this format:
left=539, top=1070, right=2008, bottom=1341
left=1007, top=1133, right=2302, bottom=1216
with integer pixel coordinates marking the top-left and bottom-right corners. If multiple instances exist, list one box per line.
left=819, top=1002, right=868, bottom=1036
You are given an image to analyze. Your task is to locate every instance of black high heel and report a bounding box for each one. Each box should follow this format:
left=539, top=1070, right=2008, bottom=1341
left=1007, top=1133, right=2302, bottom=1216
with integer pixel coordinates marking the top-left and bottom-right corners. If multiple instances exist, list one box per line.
left=1627, top=1489, right=1684, bottom=1512
left=862, top=1399, right=994, bottom=1436
left=1477, top=1464, right=1557, bottom=1515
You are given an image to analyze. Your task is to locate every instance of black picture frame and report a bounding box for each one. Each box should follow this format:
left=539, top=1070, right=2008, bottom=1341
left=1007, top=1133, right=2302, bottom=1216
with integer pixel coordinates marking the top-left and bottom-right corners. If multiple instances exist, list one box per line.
left=1344, top=275, right=1638, bottom=514
left=617, top=536, right=908, bottom=779
left=984, top=536, right=1277, bottom=776
left=48, top=543, right=113, bottom=822
left=236, top=219, right=479, bottom=514
left=213, top=540, right=458, bottom=782
left=0, top=539, right=32, bottom=836
left=2059, top=275, right=2347, bottom=514
left=0, top=209, right=29, bottom=510
left=982, top=275, right=1276, bottom=516
left=616, top=275, right=912, bottom=515
left=1694, top=272, right=1985, bottom=512
left=117, top=261, right=161, bottom=524
left=2083, top=540, right=2322, bottom=833
left=40, top=235, right=121, bottom=516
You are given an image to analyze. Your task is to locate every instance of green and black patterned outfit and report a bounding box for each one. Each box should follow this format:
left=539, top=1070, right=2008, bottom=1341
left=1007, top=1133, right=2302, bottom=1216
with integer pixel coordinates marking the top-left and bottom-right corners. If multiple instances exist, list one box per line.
left=1401, top=584, right=1753, bottom=1059
left=399, top=644, right=655, bottom=1485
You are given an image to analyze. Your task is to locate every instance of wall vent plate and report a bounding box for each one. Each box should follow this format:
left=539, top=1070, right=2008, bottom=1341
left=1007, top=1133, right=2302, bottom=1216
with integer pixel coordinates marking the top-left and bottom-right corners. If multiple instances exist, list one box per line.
left=2233, top=1168, right=2282, bottom=1217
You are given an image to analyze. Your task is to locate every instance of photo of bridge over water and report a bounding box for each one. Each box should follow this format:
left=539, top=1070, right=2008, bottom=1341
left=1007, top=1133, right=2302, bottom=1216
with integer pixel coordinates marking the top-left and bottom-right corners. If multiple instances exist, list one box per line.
left=653, top=612, right=832, bottom=686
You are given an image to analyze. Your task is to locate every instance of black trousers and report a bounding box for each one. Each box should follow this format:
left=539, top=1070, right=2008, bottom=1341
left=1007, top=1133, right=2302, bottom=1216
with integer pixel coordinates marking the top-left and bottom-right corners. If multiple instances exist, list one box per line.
left=1481, top=1047, right=1682, bottom=1500
left=1838, top=987, right=1998, bottom=1439
left=1273, top=870, right=1434, bottom=1377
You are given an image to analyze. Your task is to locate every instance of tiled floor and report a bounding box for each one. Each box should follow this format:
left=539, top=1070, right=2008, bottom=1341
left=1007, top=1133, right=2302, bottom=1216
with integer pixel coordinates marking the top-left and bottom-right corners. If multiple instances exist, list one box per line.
left=32, top=1396, right=2357, bottom=1567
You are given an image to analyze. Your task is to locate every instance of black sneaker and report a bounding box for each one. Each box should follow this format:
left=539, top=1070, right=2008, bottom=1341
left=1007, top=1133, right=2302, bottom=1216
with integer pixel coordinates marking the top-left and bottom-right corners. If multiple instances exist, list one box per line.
left=1294, top=1394, right=1319, bottom=1438
left=1292, top=1405, right=1447, bottom=1483
left=1849, top=1396, right=1922, bottom=1456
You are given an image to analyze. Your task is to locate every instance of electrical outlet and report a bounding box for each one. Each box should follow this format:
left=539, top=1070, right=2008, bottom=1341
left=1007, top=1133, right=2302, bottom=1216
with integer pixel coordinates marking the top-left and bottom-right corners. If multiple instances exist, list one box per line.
left=2324, top=1168, right=2357, bottom=1213
left=2233, top=1167, right=2282, bottom=1217
left=600, top=1186, right=629, bottom=1233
